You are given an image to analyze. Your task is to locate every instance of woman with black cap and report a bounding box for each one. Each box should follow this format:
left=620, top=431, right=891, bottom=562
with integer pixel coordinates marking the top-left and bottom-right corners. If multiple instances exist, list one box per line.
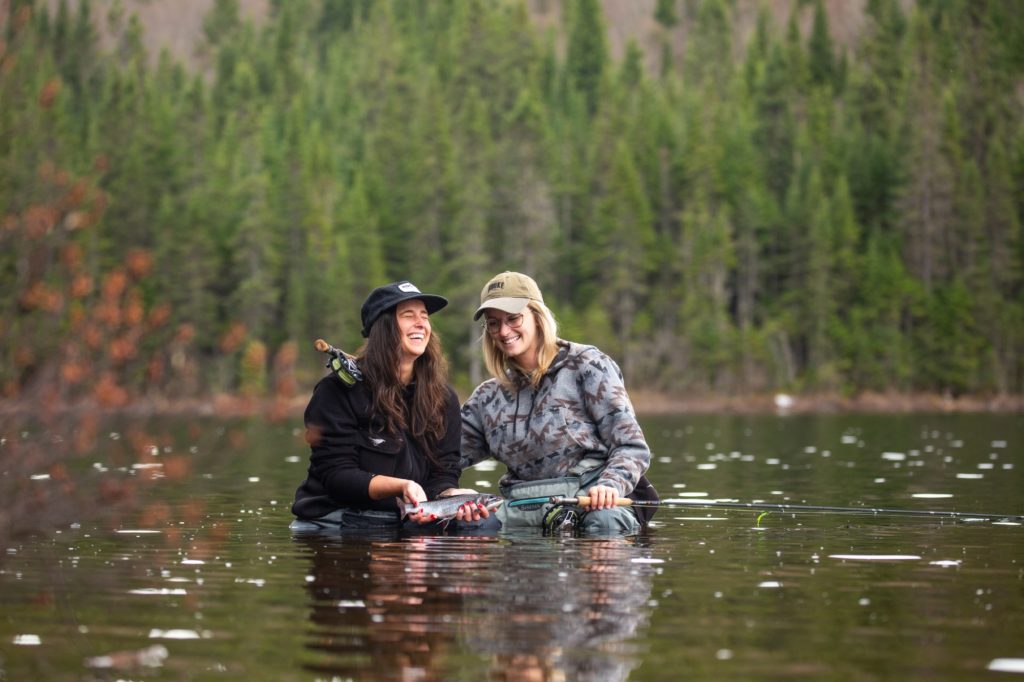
left=290, top=281, right=486, bottom=532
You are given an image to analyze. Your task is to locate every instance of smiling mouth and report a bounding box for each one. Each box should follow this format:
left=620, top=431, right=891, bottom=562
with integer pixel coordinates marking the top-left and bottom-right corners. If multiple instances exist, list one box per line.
left=501, top=334, right=520, bottom=346
left=408, top=333, right=426, bottom=342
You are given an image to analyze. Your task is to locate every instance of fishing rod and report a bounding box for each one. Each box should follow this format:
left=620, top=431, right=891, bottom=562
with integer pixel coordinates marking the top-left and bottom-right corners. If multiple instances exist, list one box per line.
left=548, top=496, right=1024, bottom=523
left=314, top=338, right=362, bottom=386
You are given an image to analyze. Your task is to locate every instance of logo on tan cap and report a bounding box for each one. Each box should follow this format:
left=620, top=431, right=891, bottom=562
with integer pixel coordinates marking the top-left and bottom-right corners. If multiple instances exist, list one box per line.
left=473, top=272, right=543, bottom=320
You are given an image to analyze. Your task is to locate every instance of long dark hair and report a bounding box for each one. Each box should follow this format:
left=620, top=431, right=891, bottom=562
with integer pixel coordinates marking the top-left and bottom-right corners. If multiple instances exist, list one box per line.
left=357, top=308, right=450, bottom=463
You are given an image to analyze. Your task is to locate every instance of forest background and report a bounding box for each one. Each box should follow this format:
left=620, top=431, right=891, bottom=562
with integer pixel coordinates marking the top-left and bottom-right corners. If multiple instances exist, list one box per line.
left=2, top=0, right=1023, bottom=416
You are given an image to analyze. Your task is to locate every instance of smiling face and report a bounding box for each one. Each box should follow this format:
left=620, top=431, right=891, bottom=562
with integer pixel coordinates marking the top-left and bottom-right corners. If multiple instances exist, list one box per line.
left=396, top=299, right=431, bottom=364
left=484, top=306, right=539, bottom=371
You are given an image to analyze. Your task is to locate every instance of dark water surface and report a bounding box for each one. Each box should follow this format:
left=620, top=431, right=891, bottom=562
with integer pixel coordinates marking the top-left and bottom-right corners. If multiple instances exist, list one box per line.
left=1, top=412, right=1022, bottom=680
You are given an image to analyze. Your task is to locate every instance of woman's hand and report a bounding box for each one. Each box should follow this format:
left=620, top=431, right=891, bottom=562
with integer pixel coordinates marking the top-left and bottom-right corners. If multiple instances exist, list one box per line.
left=583, top=484, right=619, bottom=511
left=454, top=500, right=491, bottom=522
left=438, top=487, right=478, bottom=497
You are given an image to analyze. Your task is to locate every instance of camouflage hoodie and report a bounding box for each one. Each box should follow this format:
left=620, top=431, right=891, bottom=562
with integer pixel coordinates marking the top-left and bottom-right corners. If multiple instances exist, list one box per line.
left=460, top=340, right=651, bottom=496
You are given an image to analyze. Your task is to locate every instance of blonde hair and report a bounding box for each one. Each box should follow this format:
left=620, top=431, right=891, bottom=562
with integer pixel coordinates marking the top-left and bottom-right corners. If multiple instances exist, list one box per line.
left=482, top=300, right=559, bottom=388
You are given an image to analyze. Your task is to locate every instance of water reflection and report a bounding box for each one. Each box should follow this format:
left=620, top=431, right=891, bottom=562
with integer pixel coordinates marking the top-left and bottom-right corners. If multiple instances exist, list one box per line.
left=294, top=533, right=657, bottom=681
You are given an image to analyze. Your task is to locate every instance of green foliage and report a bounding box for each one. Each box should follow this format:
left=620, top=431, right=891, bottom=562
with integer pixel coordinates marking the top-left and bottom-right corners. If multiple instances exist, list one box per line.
left=1, top=0, right=1022, bottom=401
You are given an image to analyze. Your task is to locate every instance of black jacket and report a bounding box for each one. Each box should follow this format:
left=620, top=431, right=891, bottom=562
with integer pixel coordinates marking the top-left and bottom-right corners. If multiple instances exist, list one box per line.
left=291, top=373, right=462, bottom=519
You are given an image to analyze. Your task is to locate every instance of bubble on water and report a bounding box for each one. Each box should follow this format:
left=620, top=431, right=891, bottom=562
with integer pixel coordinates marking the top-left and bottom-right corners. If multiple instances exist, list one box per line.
left=882, top=452, right=905, bottom=461
left=115, top=529, right=162, bottom=534
left=956, top=473, right=984, bottom=480
left=841, top=435, right=857, bottom=444
left=758, top=581, right=782, bottom=588
left=977, top=463, right=994, bottom=470
left=929, top=560, right=961, bottom=567
left=131, top=588, right=188, bottom=595
left=716, top=649, right=734, bottom=660
left=1003, top=464, right=1014, bottom=470
left=148, top=629, right=204, bottom=639
left=858, top=598, right=870, bottom=606
left=912, top=493, right=953, bottom=499
left=988, top=659, right=1024, bottom=673
left=672, top=483, right=687, bottom=488
left=804, top=446, right=817, bottom=454
left=766, top=458, right=780, bottom=465
left=284, top=455, right=301, bottom=463
left=631, top=558, right=665, bottom=564
left=13, top=634, right=41, bottom=645
left=829, top=554, right=921, bottom=561
left=181, top=559, right=205, bottom=565
left=471, top=460, right=498, bottom=471
left=991, top=440, right=1007, bottom=449
left=697, top=463, right=717, bottom=470
left=874, top=478, right=886, bottom=483
left=336, top=600, right=365, bottom=608
left=30, top=474, right=51, bottom=480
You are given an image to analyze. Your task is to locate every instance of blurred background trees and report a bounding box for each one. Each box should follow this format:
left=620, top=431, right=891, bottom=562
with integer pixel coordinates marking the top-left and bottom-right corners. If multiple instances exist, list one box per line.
left=2, top=0, right=1021, bottom=404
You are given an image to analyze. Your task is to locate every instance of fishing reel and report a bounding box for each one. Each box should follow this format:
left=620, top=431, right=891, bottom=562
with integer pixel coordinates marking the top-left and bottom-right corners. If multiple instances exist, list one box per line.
left=314, top=339, right=363, bottom=386
left=542, top=504, right=581, bottom=535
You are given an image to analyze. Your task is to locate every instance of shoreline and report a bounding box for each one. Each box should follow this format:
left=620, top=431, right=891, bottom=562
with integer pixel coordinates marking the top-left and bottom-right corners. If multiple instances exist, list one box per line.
left=1, top=390, right=1021, bottom=420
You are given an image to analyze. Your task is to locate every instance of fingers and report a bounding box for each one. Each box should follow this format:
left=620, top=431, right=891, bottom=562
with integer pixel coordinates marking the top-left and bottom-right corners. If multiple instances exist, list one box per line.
left=584, top=485, right=618, bottom=510
left=455, top=501, right=490, bottom=521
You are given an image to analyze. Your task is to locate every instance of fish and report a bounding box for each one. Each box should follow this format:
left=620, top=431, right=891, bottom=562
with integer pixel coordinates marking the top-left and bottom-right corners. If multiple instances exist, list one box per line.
left=396, top=493, right=503, bottom=522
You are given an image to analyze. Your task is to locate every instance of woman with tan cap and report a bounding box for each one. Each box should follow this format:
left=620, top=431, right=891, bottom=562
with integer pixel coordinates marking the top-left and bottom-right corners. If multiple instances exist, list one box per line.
left=459, top=272, right=658, bottom=534
left=290, top=280, right=489, bottom=532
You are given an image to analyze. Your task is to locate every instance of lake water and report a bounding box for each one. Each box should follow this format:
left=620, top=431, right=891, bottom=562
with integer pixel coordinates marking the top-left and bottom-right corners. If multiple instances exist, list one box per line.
left=1, top=411, right=1022, bottom=680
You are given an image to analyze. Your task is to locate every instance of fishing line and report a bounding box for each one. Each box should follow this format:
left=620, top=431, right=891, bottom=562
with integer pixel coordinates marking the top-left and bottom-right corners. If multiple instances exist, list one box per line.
left=548, top=496, right=1024, bottom=523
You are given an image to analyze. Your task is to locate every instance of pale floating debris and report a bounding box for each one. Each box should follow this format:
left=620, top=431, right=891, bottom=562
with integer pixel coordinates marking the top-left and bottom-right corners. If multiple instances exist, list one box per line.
left=657, top=456, right=672, bottom=463
left=85, top=644, right=168, bottom=669
left=337, top=600, right=366, bottom=608
left=829, top=554, right=922, bottom=561
left=678, top=492, right=709, bottom=497
left=675, top=516, right=729, bottom=521
left=470, top=460, right=498, bottom=471
left=803, top=446, right=817, bottom=454
left=993, top=521, right=1022, bottom=527
left=770, top=490, right=785, bottom=495
left=473, top=480, right=492, bottom=487
left=29, top=474, right=51, bottom=480
left=671, top=483, right=688, bottom=489
left=840, top=435, right=858, bottom=444
left=881, top=452, right=906, bottom=461
left=181, top=559, right=205, bottom=565
left=991, top=440, right=1008, bottom=449
left=950, top=440, right=963, bottom=448
left=978, top=463, right=994, bottom=470
left=988, top=659, right=1024, bottom=673
left=773, top=393, right=794, bottom=409
left=697, top=463, right=717, bottom=470
left=874, top=478, right=886, bottom=483
left=766, top=458, right=780, bottom=465
left=131, top=463, right=163, bottom=470
left=630, top=557, right=665, bottom=564
left=248, top=476, right=260, bottom=482
left=716, top=648, right=734, bottom=661
left=956, top=473, right=984, bottom=480
left=148, top=629, right=203, bottom=640
left=929, top=560, right=962, bottom=567
left=116, top=529, right=162, bottom=534
left=284, top=455, right=301, bottom=463
left=246, top=579, right=266, bottom=587
left=130, top=588, right=188, bottom=596
left=13, top=634, right=41, bottom=646
left=758, top=581, right=782, bottom=588
left=1004, top=464, right=1015, bottom=470
left=912, top=493, right=953, bottom=499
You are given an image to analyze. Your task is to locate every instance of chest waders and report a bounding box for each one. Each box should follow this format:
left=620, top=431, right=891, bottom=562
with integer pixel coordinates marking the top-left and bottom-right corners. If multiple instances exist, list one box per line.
left=500, top=457, right=606, bottom=533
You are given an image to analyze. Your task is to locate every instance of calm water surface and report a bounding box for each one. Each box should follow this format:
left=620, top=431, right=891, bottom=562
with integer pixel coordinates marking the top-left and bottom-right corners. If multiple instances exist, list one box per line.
left=1, top=412, right=1022, bottom=680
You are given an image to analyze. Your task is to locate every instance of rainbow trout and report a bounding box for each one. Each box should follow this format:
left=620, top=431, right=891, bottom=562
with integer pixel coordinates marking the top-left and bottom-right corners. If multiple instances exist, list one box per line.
left=397, top=493, right=503, bottom=521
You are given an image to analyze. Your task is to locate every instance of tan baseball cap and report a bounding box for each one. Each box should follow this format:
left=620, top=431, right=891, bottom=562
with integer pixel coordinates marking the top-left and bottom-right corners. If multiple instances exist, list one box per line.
left=473, top=272, right=544, bottom=320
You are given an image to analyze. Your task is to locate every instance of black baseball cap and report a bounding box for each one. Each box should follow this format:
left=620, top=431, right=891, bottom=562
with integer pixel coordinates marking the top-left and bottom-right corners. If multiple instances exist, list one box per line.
left=360, top=281, right=448, bottom=337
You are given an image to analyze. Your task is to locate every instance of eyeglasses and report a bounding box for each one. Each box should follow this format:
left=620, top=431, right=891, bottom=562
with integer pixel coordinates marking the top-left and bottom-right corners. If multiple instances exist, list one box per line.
left=482, top=313, right=524, bottom=335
